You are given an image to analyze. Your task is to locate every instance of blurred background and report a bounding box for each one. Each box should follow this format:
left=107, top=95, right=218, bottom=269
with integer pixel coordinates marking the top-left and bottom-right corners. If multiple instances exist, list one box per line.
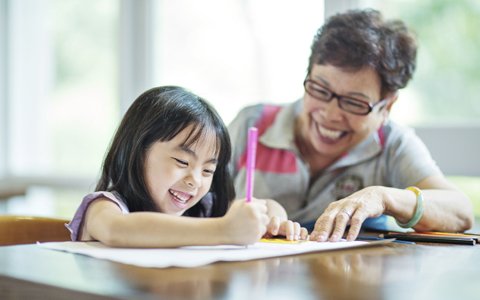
left=0, top=0, right=479, bottom=220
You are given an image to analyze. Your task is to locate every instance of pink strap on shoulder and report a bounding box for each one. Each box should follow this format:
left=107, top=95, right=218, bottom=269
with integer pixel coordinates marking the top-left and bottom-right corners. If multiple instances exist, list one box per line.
left=237, top=105, right=297, bottom=173
left=255, top=105, right=282, bottom=135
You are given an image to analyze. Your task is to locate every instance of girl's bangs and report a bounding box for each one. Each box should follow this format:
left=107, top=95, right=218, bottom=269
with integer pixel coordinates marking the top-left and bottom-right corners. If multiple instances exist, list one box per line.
left=180, top=122, right=220, bottom=158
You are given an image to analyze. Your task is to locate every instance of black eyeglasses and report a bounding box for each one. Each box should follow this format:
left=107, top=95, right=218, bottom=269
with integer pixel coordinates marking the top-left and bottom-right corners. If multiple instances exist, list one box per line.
left=303, top=79, right=387, bottom=116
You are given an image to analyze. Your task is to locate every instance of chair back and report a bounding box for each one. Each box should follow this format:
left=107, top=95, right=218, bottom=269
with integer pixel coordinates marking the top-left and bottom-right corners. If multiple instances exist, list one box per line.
left=0, top=215, right=71, bottom=246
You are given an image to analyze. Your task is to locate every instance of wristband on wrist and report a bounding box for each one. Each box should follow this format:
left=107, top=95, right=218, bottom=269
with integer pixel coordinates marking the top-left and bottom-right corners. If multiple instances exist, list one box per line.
left=396, top=186, right=424, bottom=228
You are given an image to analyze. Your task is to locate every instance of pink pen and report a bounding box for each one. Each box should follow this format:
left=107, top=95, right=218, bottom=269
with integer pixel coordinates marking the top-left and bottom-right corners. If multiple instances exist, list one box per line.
left=245, top=127, right=258, bottom=203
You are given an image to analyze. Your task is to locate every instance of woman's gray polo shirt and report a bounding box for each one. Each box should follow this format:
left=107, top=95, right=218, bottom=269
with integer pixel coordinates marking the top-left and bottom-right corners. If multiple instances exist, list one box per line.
left=228, top=100, right=442, bottom=230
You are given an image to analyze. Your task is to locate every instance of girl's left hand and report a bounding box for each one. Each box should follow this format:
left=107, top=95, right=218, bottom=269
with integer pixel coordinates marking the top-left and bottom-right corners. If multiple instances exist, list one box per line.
left=264, top=216, right=309, bottom=241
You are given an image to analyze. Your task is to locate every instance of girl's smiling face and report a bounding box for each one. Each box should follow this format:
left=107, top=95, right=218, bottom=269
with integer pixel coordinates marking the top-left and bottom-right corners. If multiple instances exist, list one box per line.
left=144, top=125, right=219, bottom=215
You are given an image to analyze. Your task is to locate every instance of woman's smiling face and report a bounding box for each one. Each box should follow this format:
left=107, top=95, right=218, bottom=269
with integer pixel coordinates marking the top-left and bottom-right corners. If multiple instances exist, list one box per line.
left=298, top=64, right=390, bottom=162
left=144, top=125, right=218, bottom=216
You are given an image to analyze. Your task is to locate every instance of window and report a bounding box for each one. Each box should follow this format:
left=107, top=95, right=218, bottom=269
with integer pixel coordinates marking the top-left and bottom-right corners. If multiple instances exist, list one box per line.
left=358, top=0, right=480, bottom=126
left=152, top=0, right=325, bottom=124
left=1, top=0, right=119, bottom=217
left=5, top=0, right=118, bottom=178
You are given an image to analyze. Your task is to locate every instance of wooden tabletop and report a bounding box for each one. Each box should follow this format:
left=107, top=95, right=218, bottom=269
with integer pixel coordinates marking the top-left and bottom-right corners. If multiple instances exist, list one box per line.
left=0, top=240, right=479, bottom=300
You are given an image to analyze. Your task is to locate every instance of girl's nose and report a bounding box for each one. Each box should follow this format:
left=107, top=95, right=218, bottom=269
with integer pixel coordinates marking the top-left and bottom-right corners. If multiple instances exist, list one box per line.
left=184, top=179, right=195, bottom=188
left=184, top=171, right=201, bottom=189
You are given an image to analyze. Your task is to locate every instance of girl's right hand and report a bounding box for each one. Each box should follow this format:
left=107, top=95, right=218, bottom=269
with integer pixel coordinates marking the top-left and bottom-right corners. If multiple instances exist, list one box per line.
left=221, top=199, right=269, bottom=245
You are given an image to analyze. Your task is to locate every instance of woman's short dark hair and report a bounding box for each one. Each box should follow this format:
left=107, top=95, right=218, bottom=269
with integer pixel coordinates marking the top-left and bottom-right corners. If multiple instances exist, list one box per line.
left=308, top=9, right=417, bottom=96
left=96, top=86, right=235, bottom=217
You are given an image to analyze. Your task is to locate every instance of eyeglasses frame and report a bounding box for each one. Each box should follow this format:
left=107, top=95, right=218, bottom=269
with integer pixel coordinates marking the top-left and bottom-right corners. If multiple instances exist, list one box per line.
left=303, top=78, right=388, bottom=116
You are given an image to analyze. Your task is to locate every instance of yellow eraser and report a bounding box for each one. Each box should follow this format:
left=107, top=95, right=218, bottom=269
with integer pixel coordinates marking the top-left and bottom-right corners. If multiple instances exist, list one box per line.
left=260, top=238, right=301, bottom=244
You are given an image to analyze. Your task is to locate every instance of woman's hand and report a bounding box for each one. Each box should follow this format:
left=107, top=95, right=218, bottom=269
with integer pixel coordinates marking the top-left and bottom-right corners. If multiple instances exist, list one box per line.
left=221, top=199, right=270, bottom=245
left=264, top=217, right=309, bottom=241
left=310, top=186, right=387, bottom=242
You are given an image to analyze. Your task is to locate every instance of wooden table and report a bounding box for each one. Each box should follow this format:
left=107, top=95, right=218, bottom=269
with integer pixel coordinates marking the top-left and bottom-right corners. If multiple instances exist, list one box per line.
left=0, top=241, right=479, bottom=300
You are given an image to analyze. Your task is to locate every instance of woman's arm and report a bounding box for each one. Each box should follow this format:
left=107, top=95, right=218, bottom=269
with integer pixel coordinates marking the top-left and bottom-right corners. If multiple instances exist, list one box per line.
left=82, top=198, right=270, bottom=247
left=386, top=175, right=473, bottom=232
left=310, top=174, right=474, bottom=242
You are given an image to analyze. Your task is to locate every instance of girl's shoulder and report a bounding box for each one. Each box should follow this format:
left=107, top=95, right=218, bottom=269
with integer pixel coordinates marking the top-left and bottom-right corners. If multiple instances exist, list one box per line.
left=82, top=191, right=130, bottom=213
left=66, top=191, right=129, bottom=241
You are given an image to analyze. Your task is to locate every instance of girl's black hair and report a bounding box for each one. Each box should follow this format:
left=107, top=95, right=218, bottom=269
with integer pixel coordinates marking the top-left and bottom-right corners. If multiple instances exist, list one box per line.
left=96, top=86, right=235, bottom=217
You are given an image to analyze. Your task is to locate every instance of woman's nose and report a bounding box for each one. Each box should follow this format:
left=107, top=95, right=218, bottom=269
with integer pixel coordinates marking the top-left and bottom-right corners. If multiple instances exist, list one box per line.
left=321, top=97, right=344, bottom=120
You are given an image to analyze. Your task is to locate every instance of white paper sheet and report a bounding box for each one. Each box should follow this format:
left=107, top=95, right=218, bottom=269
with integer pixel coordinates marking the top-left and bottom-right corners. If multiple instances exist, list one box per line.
left=39, top=240, right=374, bottom=268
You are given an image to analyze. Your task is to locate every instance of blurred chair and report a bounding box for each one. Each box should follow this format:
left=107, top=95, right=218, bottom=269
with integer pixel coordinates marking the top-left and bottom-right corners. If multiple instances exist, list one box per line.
left=0, top=215, right=71, bottom=246
left=0, top=180, right=28, bottom=200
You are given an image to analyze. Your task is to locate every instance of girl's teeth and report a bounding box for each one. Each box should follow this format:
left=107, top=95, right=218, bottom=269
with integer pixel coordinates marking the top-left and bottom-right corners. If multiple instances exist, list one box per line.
left=170, top=190, right=190, bottom=202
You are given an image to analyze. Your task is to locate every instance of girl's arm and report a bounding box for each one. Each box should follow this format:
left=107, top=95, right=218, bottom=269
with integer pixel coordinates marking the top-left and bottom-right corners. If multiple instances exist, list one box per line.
left=82, top=198, right=270, bottom=248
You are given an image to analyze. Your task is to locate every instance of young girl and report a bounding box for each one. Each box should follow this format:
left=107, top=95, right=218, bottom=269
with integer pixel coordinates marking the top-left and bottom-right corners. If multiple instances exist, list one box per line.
left=67, top=86, right=307, bottom=247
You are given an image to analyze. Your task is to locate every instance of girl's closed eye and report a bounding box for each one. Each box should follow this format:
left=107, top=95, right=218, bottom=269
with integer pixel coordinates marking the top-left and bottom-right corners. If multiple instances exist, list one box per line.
left=172, top=157, right=188, bottom=167
left=203, top=167, right=216, bottom=176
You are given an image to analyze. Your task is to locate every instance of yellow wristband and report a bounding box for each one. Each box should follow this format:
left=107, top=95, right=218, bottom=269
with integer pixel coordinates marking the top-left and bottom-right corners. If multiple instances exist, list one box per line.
left=396, top=186, right=424, bottom=228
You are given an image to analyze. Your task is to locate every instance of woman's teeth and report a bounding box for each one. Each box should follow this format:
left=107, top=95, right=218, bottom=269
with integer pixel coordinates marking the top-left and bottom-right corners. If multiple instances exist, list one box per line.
left=318, top=125, right=343, bottom=140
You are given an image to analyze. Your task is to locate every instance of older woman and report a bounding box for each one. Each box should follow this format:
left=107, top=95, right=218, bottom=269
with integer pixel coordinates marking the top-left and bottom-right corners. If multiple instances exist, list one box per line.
left=228, top=9, right=473, bottom=241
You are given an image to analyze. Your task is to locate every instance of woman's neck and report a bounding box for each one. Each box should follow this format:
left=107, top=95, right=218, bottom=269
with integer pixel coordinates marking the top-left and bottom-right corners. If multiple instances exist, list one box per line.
left=294, top=119, right=339, bottom=176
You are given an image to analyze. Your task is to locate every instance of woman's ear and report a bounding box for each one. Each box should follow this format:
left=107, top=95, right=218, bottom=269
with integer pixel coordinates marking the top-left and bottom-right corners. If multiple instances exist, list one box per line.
left=378, top=92, right=398, bottom=126
left=384, top=92, right=398, bottom=113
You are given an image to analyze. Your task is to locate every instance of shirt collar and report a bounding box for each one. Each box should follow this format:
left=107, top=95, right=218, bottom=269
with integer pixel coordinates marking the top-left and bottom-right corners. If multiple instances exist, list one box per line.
left=329, top=126, right=384, bottom=170
left=260, top=100, right=302, bottom=153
